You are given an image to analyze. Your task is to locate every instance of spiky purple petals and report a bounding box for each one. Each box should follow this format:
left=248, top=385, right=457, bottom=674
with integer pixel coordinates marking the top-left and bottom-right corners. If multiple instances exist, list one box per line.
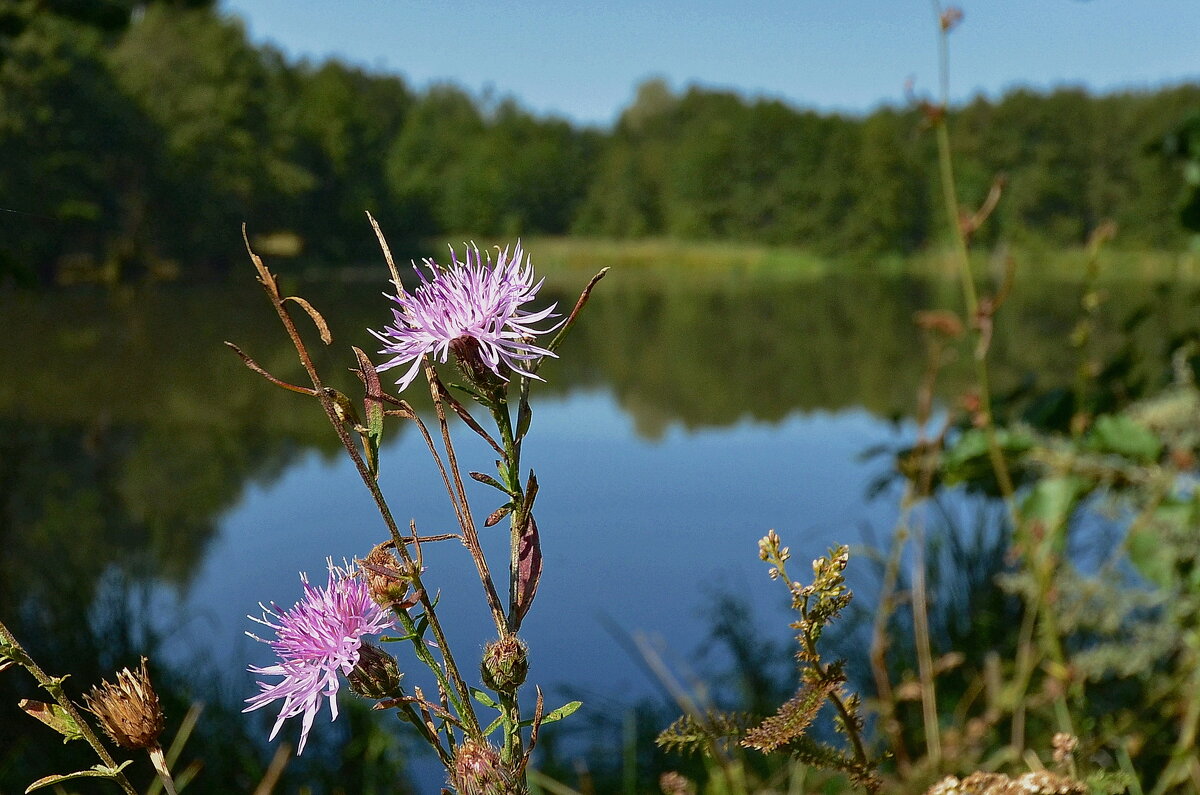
left=244, top=560, right=393, bottom=754
left=370, top=242, right=559, bottom=391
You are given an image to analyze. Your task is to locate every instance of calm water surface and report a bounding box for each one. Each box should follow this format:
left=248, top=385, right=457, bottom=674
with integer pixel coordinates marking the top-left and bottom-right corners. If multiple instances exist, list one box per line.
left=1, top=269, right=1188, bottom=785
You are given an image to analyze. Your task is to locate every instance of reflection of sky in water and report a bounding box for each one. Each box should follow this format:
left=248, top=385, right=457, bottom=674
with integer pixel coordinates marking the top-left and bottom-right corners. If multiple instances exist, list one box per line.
left=174, top=386, right=907, bottom=776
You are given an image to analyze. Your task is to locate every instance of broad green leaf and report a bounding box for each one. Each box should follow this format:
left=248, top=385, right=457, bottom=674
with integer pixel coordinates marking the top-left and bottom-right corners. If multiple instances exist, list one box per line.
left=1127, top=496, right=1199, bottom=588
left=1088, top=414, right=1162, bottom=463
left=940, top=427, right=1036, bottom=489
left=1127, top=524, right=1173, bottom=589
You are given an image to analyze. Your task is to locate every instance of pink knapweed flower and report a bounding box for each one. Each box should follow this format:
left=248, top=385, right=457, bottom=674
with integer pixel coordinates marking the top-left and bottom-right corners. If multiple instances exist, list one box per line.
left=244, top=560, right=393, bottom=754
left=370, top=242, right=559, bottom=391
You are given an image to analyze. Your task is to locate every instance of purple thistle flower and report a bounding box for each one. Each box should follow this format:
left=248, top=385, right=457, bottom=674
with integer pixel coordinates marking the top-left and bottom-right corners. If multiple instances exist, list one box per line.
left=244, top=560, right=393, bottom=755
left=370, top=241, right=559, bottom=392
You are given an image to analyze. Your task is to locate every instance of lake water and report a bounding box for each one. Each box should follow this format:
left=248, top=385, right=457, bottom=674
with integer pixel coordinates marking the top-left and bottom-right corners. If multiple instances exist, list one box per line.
left=1, top=268, right=1190, bottom=789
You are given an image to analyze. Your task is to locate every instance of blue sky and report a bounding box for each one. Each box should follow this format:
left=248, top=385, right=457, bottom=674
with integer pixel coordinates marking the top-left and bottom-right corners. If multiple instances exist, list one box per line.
left=219, top=1, right=1200, bottom=126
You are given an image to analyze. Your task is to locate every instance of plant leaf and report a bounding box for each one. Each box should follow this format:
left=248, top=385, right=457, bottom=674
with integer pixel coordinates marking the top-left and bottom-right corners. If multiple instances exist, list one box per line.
left=513, top=514, right=543, bottom=627
left=283, top=296, right=332, bottom=345
left=485, top=503, right=513, bottom=527
left=470, top=688, right=499, bottom=709
left=25, top=761, right=133, bottom=793
left=18, top=700, right=83, bottom=743
left=1088, top=413, right=1162, bottom=463
left=520, top=700, right=581, bottom=727
left=469, top=471, right=509, bottom=493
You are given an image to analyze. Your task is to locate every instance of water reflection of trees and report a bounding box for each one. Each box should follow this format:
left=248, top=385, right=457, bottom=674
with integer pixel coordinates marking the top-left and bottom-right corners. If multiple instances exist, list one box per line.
left=0, top=274, right=1195, bottom=786
left=0, top=285, right=418, bottom=790
left=557, top=274, right=1197, bottom=438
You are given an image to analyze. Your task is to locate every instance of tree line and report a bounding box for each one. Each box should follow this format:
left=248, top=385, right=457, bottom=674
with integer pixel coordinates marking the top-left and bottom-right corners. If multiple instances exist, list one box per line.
left=1, top=1, right=1197, bottom=284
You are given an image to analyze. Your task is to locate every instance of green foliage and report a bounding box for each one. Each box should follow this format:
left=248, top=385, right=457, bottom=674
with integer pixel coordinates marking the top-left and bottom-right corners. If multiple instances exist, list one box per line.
left=1086, top=413, right=1161, bottom=462
left=656, top=711, right=750, bottom=756
left=657, top=539, right=879, bottom=792
left=2, top=4, right=1199, bottom=283
left=1152, top=111, right=1200, bottom=234
left=0, top=14, right=151, bottom=282
left=741, top=679, right=836, bottom=753
left=108, top=5, right=312, bottom=270
left=23, top=760, right=133, bottom=793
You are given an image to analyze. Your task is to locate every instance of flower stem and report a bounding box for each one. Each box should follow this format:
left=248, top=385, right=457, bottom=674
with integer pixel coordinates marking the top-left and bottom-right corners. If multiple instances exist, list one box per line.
left=241, top=236, right=480, bottom=737
left=425, top=367, right=509, bottom=638
left=929, top=1, right=1016, bottom=508
left=768, top=552, right=874, bottom=787
left=148, top=746, right=179, bottom=795
left=0, top=620, right=138, bottom=795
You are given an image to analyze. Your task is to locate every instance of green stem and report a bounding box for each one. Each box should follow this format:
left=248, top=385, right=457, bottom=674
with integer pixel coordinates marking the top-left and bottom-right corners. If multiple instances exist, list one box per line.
left=772, top=555, right=873, bottom=782
left=488, top=398, right=529, bottom=760
left=498, top=690, right=524, bottom=766
left=491, top=398, right=528, bottom=629
left=934, top=120, right=1015, bottom=504
left=1150, top=640, right=1200, bottom=795
left=930, top=4, right=1016, bottom=508
left=0, top=621, right=138, bottom=795
left=395, top=699, right=453, bottom=768
left=909, top=514, right=942, bottom=768
left=243, top=243, right=480, bottom=737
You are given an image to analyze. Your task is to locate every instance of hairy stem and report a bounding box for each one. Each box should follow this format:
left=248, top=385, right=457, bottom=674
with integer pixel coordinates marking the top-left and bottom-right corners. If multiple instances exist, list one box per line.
left=0, top=621, right=138, bottom=795
left=242, top=237, right=479, bottom=738
left=425, top=367, right=509, bottom=637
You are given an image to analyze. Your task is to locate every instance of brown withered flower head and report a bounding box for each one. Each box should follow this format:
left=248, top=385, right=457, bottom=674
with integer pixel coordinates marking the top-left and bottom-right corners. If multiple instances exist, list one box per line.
left=660, top=771, right=696, bottom=795
left=84, top=657, right=165, bottom=751
left=1052, top=732, right=1079, bottom=765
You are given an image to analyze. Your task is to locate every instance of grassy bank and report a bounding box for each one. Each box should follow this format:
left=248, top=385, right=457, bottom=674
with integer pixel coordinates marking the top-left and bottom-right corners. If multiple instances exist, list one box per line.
left=517, top=237, right=1200, bottom=286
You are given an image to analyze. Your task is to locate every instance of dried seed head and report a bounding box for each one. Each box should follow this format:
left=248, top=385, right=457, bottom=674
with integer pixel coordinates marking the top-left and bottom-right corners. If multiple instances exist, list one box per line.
left=84, top=658, right=165, bottom=751
left=450, top=739, right=521, bottom=795
left=360, top=543, right=420, bottom=610
left=480, top=635, right=529, bottom=692
left=348, top=642, right=404, bottom=700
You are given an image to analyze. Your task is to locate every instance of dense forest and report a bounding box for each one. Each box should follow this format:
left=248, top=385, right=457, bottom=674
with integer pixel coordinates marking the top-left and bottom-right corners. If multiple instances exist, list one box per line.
left=2, top=0, right=1198, bottom=284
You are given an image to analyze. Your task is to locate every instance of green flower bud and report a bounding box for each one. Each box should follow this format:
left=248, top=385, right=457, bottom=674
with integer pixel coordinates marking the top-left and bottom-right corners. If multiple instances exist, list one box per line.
left=348, top=642, right=403, bottom=700
left=480, top=635, right=528, bottom=693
